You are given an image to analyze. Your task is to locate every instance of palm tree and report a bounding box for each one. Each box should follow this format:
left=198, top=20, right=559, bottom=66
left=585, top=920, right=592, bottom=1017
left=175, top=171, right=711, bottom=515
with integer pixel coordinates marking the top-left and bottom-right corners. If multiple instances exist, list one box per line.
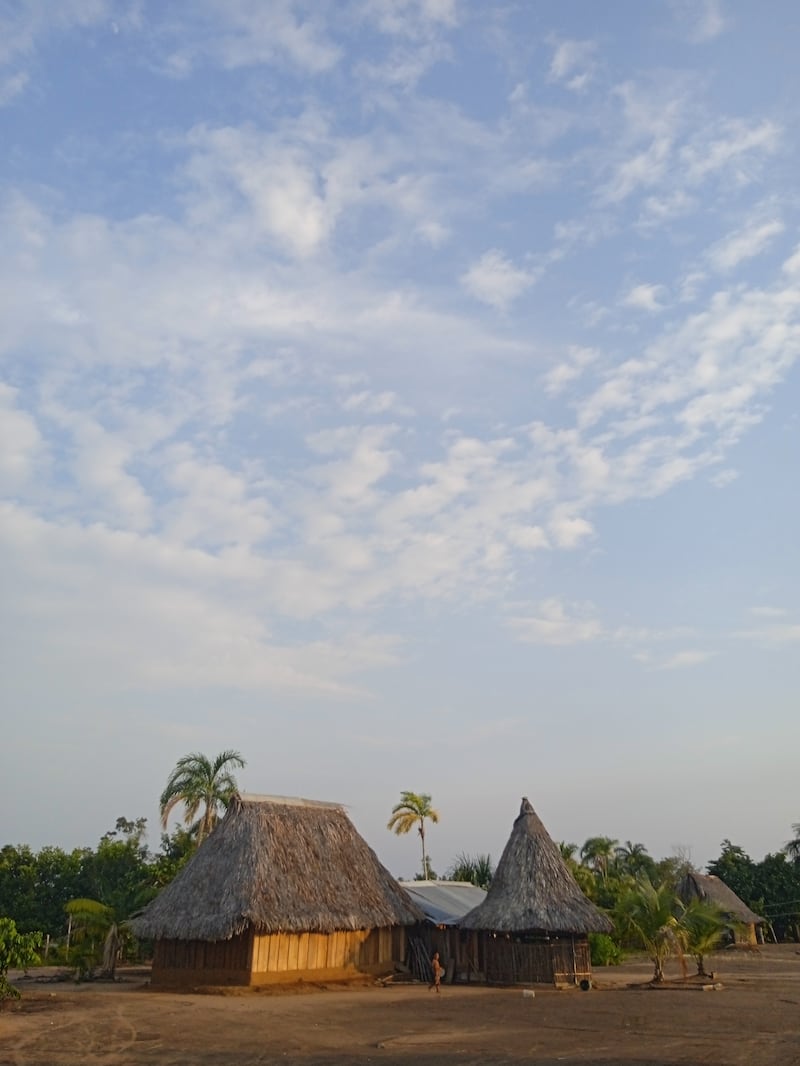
left=447, top=852, right=494, bottom=890
left=615, top=841, right=653, bottom=878
left=681, top=899, right=727, bottom=977
left=581, top=836, right=619, bottom=883
left=785, top=823, right=800, bottom=861
left=159, top=750, right=246, bottom=845
left=615, top=875, right=686, bottom=983
left=387, top=791, right=439, bottom=880
left=65, top=898, right=121, bottom=979
left=558, top=841, right=579, bottom=862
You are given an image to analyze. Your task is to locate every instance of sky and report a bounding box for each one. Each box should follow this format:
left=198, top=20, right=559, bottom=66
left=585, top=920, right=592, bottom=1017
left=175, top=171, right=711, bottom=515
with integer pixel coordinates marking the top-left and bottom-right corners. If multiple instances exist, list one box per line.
left=1, top=0, right=799, bottom=881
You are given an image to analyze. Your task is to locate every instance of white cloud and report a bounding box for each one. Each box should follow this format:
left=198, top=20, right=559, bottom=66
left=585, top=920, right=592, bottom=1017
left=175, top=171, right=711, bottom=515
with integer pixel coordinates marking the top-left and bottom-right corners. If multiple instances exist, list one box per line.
left=544, top=346, right=598, bottom=396
left=709, top=467, right=738, bottom=488
left=679, top=0, right=728, bottom=43
left=0, top=70, right=29, bottom=106
left=681, top=119, right=780, bottom=185
left=461, top=250, right=538, bottom=311
left=737, top=618, right=800, bottom=645
left=709, top=219, right=784, bottom=272
left=362, top=0, right=459, bottom=36
left=622, top=283, right=668, bottom=312
left=0, top=383, right=42, bottom=487
left=749, top=606, right=787, bottom=618
left=548, top=510, right=594, bottom=549
left=165, top=0, right=341, bottom=75
left=0, top=0, right=109, bottom=67
left=507, top=598, right=602, bottom=646
left=657, top=650, right=714, bottom=670
left=547, top=38, right=597, bottom=91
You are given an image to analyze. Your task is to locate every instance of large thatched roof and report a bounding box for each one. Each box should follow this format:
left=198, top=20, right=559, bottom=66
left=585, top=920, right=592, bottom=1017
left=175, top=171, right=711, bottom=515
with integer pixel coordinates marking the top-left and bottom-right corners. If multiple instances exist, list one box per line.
left=460, top=798, right=613, bottom=935
left=130, top=793, right=423, bottom=941
left=677, top=872, right=764, bottom=925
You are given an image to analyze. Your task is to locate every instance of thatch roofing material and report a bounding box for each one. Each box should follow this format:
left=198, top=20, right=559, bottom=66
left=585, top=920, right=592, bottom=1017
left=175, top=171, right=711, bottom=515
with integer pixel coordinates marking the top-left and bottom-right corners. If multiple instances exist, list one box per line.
left=130, top=793, right=423, bottom=941
left=678, top=872, right=764, bottom=925
left=460, top=798, right=613, bottom=935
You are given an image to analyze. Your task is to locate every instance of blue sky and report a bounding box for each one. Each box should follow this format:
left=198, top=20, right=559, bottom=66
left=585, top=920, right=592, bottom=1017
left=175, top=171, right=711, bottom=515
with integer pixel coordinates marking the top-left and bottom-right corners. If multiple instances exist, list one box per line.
left=1, top=0, right=798, bottom=878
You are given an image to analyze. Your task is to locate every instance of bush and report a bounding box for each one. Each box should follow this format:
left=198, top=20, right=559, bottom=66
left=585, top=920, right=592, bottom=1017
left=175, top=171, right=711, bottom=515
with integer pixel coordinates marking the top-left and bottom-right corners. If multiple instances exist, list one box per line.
left=0, top=918, right=42, bottom=1001
left=589, top=932, right=624, bottom=966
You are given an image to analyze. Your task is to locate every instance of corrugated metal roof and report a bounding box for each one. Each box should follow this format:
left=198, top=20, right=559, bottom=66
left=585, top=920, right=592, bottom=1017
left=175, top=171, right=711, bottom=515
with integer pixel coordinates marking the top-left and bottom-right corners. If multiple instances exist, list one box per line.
left=398, top=881, right=488, bottom=926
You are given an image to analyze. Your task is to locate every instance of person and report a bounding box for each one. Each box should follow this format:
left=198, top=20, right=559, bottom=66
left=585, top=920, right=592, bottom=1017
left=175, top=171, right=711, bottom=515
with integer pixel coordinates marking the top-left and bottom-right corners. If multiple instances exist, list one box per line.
left=429, top=951, right=444, bottom=993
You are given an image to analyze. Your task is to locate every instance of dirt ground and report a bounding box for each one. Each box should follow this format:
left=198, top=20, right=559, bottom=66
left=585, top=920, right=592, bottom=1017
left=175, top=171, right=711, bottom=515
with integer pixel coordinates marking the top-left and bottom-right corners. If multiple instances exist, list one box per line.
left=2, top=943, right=799, bottom=1066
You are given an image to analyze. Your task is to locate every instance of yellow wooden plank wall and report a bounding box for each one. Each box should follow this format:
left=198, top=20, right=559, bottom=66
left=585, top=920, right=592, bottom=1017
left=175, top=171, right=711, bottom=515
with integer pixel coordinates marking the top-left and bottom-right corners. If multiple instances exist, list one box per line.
left=250, top=927, right=404, bottom=975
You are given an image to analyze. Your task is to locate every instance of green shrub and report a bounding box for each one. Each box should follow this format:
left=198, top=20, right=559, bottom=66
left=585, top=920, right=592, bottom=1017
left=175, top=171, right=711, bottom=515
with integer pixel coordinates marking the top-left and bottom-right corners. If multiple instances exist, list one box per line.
left=0, top=918, right=42, bottom=1001
left=589, top=932, right=624, bottom=966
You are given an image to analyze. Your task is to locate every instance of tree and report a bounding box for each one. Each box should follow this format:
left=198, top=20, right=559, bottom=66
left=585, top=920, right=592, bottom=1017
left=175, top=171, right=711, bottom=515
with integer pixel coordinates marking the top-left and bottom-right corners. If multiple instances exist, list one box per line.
left=0, top=918, right=42, bottom=1001
left=64, top=899, right=119, bottom=979
left=785, top=823, right=800, bottom=862
left=447, top=852, right=494, bottom=889
left=615, top=841, right=655, bottom=879
left=387, top=791, right=439, bottom=880
left=681, top=899, right=727, bottom=976
left=581, top=836, right=619, bottom=883
left=707, top=840, right=757, bottom=906
left=615, top=876, right=685, bottom=983
left=159, top=750, right=246, bottom=845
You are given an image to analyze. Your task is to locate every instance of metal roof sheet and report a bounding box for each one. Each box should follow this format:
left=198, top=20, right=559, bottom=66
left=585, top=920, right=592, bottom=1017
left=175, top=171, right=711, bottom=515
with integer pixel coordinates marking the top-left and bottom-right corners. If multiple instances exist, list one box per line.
left=398, top=881, right=488, bottom=926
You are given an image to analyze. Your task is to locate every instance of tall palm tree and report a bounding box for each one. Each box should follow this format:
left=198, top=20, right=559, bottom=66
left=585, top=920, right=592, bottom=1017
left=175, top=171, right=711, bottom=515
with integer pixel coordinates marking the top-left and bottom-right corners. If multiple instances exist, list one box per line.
left=785, top=823, right=800, bottom=861
left=581, top=836, right=619, bottom=883
left=159, top=750, right=246, bottom=845
left=387, top=791, right=439, bottom=880
left=615, top=841, right=653, bottom=877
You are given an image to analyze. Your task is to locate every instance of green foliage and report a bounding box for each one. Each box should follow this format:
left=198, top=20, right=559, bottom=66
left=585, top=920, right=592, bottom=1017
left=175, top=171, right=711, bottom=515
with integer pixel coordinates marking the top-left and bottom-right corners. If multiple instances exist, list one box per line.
left=150, top=825, right=196, bottom=888
left=615, top=876, right=686, bottom=983
left=681, top=899, right=727, bottom=975
left=0, top=918, right=42, bottom=1001
left=387, top=791, right=440, bottom=880
left=588, top=932, right=624, bottom=966
left=580, top=836, right=619, bottom=884
left=614, top=841, right=657, bottom=880
left=785, top=823, right=800, bottom=862
left=447, top=852, right=494, bottom=889
left=160, top=750, right=246, bottom=844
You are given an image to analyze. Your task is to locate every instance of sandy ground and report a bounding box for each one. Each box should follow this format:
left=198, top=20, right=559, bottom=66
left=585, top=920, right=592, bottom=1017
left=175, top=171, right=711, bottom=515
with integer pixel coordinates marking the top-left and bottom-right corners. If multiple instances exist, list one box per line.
left=2, top=944, right=799, bottom=1065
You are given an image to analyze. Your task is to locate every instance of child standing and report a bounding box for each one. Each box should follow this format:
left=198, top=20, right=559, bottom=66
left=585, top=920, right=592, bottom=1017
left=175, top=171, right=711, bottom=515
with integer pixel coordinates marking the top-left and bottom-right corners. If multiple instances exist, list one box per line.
left=429, top=951, right=444, bottom=993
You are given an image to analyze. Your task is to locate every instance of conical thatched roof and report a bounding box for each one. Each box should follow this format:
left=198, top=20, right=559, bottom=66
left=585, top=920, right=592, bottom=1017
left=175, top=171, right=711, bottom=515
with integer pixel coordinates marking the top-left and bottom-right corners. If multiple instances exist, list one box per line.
left=460, top=798, right=613, bottom=935
left=130, top=793, right=423, bottom=941
left=677, top=871, right=764, bottom=925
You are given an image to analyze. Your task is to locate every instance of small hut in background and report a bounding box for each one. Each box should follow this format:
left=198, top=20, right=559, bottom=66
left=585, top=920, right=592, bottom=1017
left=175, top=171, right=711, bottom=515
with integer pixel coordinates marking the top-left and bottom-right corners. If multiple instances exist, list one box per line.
left=677, top=871, right=765, bottom=946
left=130, top=794, right=422, bottom=988
left=459, top=797, right=613, bottom=986
left=399, top=880, right=488, bottom=983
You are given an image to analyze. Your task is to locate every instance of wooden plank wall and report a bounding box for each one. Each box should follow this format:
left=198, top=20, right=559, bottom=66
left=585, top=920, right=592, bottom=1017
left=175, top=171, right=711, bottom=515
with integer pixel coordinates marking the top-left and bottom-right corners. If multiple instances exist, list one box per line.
left=154, top=934, right=251, bottom=972
left=484, top=936, right=592, bottom=986
left=152, top=926, right=409, bottom=986
left=250, top=926, right=406, bottom=979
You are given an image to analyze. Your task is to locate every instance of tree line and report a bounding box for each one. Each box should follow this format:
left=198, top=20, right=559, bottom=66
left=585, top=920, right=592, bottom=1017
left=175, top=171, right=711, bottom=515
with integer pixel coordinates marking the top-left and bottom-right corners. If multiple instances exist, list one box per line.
left=1, top=758, right=799, bottom=996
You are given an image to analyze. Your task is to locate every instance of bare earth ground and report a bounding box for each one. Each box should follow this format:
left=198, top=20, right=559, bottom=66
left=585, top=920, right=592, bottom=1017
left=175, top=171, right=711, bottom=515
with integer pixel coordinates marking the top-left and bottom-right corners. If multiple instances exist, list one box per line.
left=2, top=944, right=799, bottom=1066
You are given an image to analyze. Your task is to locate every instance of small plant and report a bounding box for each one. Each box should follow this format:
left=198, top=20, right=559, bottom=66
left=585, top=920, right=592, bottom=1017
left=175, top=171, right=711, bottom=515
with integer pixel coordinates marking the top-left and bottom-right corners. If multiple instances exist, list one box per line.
left=0, top=918, right=42, bottom=1002
left=589, top=931, right=624, bottom=966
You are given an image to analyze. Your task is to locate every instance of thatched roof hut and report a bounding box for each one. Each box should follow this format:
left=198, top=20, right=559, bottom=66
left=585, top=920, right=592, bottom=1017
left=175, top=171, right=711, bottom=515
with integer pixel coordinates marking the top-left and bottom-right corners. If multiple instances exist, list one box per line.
left=461, top=798, right=613, bottom=936
left=131, top=793, right=422, bottom=986
left=677, top=871, right=764, bottom=945
left=458, top=797, right=612, bottom=986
